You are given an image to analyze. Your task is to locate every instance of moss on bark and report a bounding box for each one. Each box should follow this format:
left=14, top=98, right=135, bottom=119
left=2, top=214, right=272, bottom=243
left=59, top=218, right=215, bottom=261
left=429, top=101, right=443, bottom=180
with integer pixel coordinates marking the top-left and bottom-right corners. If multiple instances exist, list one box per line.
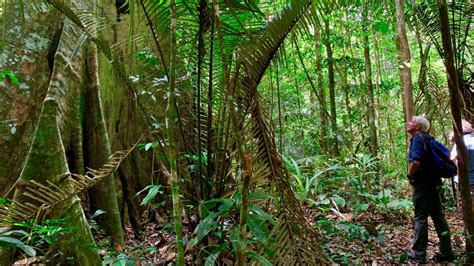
left=84, top=43, right=125, bottom=248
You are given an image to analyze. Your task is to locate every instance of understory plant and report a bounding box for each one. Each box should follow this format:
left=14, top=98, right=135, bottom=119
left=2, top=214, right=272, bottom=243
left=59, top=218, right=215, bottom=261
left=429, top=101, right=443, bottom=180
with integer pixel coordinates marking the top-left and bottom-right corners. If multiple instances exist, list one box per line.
left=190, top=193, right=275, bottom=265
left=0, top=217, right=77, bottom=263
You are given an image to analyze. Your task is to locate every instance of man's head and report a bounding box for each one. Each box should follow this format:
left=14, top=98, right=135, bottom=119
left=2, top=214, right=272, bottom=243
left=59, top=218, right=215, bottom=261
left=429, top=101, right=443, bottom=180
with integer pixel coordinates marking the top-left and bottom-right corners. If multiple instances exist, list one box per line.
left=462, top=119, right=472, bottom=134
left=406, top=116, right=430, bottom=136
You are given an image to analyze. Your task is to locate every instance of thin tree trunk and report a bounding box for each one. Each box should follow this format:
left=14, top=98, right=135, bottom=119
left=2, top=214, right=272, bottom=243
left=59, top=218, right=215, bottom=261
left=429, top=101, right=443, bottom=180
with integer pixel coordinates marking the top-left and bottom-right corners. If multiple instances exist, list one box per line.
left=314, top=24, right=328, bottom=154
left=324, top=18, right=339, bottom=156
left=169, top=1, right=184, bottom=264
left=412, top=3, right=433, bottom=119
left=276, top=64, right=283, bottom=154
left=436, top=0, right=474, bottom=261
left=292, top=48, right=305, bottom=155
left=362, top=5, right=378, bottom=158
left=196, top=0, right=205, bottom=199
left=207, top=4, right=215, bottom=191
left=395, top=0, right=414, bottom=122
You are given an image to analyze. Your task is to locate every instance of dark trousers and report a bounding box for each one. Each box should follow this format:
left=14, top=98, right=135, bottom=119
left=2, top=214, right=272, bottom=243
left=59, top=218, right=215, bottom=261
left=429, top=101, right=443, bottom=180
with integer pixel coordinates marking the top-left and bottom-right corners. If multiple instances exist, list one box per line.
left=412, top=188, right=454, bottom=259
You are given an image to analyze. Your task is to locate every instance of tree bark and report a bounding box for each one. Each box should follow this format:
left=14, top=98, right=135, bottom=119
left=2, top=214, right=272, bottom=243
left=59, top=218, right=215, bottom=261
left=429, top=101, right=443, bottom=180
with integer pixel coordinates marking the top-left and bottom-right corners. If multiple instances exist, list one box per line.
left=412, top=3, right=433, bottom=119
left=168, top=1, right=185, bottom=264
left=323, top=18, right=339, bottom=156
left=362, top=5, right=378, bottom=158
left=436, top=0, right=474, bottom=261
left=84, top=42, right=125, bottom=249
left=314, top=24, right=329, bottom=154
left=395, top=0, right=415, bottom=122
left=1, top=18, right=101, bottom=264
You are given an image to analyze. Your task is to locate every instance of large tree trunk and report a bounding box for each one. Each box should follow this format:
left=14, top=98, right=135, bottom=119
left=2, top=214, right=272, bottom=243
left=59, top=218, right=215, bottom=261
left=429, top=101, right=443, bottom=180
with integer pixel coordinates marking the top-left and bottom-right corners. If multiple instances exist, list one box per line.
left=436, top=0, right=474, bottom=262
left=84, top=42, right=125, bottom=249
left=0, top=1, right=60, bottom=197
left=395, top=0, right=415, bottom=122
left=0, top=18, right=101, bottom=264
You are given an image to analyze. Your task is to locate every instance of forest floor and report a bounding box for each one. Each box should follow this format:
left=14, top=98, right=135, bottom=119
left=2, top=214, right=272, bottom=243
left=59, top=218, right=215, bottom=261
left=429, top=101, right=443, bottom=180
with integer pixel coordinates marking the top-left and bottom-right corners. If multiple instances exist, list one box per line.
left=119, top=206, right=468, bottom=264
left=309, top=208, right=467, bottom=264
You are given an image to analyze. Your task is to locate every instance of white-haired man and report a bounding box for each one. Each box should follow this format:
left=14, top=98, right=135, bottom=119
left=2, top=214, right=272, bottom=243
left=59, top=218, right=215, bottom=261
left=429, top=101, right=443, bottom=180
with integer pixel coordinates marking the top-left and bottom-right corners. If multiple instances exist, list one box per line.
left=405, top=116, right=455, bottom=263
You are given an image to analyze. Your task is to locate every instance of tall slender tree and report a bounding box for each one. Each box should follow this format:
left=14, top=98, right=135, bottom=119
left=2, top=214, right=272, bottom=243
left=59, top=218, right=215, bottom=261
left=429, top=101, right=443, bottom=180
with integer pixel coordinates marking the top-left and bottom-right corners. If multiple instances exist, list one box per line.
left=362, top=5, right=378, bottom=158
left=395, top=0, right=415, bottom=122
left=314, top=24, right=329, bottom=154
left=436, top=0, right=474, bottom=261
left=324, top=18, right=339, bottom=156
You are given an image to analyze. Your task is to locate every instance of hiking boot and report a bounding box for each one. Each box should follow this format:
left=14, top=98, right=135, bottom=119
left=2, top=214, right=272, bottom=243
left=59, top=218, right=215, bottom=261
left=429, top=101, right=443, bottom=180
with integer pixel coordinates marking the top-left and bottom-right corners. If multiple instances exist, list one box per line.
left=433, top=253, right=455, bottom=262
left=406, top=251, right=426, bottom=263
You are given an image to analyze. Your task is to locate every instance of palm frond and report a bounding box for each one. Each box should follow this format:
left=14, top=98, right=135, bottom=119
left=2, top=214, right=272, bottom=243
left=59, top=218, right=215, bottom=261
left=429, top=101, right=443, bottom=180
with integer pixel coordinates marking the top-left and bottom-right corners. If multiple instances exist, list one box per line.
left=231, top=1, right=328, bottom=263
left=0, top=146, right=137, bottom=226
left=408, top=1, right=473, bottom=76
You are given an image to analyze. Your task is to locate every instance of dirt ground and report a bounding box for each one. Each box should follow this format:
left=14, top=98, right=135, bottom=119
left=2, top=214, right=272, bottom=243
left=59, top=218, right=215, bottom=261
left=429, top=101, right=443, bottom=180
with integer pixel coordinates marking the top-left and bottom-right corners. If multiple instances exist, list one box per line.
left=316, top=209, right=468, bottom=264
left=120, top=207, right=469, bottom=264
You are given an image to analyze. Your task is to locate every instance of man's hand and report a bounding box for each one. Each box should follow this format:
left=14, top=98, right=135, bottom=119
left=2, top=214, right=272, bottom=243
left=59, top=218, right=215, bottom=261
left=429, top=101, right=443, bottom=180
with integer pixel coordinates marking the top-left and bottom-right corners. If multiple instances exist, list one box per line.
left=407, top=160, right=420, bottom=185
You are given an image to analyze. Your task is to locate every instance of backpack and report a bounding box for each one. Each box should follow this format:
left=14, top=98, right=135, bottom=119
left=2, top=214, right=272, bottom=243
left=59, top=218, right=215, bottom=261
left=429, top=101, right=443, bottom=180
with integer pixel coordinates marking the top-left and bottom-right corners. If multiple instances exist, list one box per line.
left=427, top=137, right=458, bottom=179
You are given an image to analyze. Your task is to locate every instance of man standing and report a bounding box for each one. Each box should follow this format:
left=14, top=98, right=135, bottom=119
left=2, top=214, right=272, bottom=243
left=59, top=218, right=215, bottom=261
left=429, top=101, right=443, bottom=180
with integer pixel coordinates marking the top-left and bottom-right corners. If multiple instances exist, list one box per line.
left=450, top=120, right=474, bottom=213
left=406, top=116, right=455, bottom=263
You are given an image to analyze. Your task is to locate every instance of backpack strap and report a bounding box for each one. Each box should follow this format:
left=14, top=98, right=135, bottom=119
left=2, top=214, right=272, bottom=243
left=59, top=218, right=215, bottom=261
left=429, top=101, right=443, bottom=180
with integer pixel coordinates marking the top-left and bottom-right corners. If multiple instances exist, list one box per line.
left=418, top=132, right=430, bottom=153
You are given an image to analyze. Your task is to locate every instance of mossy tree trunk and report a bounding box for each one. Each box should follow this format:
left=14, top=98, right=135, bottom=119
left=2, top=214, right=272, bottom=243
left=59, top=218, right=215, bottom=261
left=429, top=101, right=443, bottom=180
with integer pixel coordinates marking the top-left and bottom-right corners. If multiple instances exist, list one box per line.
left=0, top=17, right=101, bottom=264
left=314, top=24, right=329, bottom=154
left=84, top=42, right=125, bottom=249
left=0, top=2, right=61, bottom=197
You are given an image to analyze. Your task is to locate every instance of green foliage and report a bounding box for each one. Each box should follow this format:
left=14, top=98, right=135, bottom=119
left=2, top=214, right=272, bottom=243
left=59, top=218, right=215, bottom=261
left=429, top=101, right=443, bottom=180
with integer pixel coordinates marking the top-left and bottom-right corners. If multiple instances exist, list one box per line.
left=102, top=252, right=135, bottom=266
left=137, top=184, right=164, bottom=206
left=101, top=243, right=157, bottom=265
left=190, top=193, right=275, bottom=263
left=287, top=154, right=413, bottom=219
left=316, top=219, right=371, bottom=242
left=0, top=233, right=36, bottom=257
left=0, top=218, right=77, bottom=260
left=0, top=69, right=20, bottom=85
left=372, top=21, right=389, bottom=35
left=357, top=189, right=412, bottom=216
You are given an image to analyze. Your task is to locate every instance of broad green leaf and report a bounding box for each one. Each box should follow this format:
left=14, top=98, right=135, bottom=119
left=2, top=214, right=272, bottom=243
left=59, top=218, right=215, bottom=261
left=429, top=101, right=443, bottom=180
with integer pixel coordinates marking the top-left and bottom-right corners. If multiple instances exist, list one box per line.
left=203, top=198, right=234, bottom=212
left=330, top=195, right=346, bottom=207
left=245, top=251, right=272, bottom=266
left=139, top=185, right=163, bottom=206
left=249, top=205, right=273, bottom=222
left=21, top=245, right=36, bottom=257
left=204, top=250, right=221, bottom=266
left=191, top=212, right=219, bottom=245
left=0, top=236, right=24, bottom=247
left=2, top=230, right=29, bottom=238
